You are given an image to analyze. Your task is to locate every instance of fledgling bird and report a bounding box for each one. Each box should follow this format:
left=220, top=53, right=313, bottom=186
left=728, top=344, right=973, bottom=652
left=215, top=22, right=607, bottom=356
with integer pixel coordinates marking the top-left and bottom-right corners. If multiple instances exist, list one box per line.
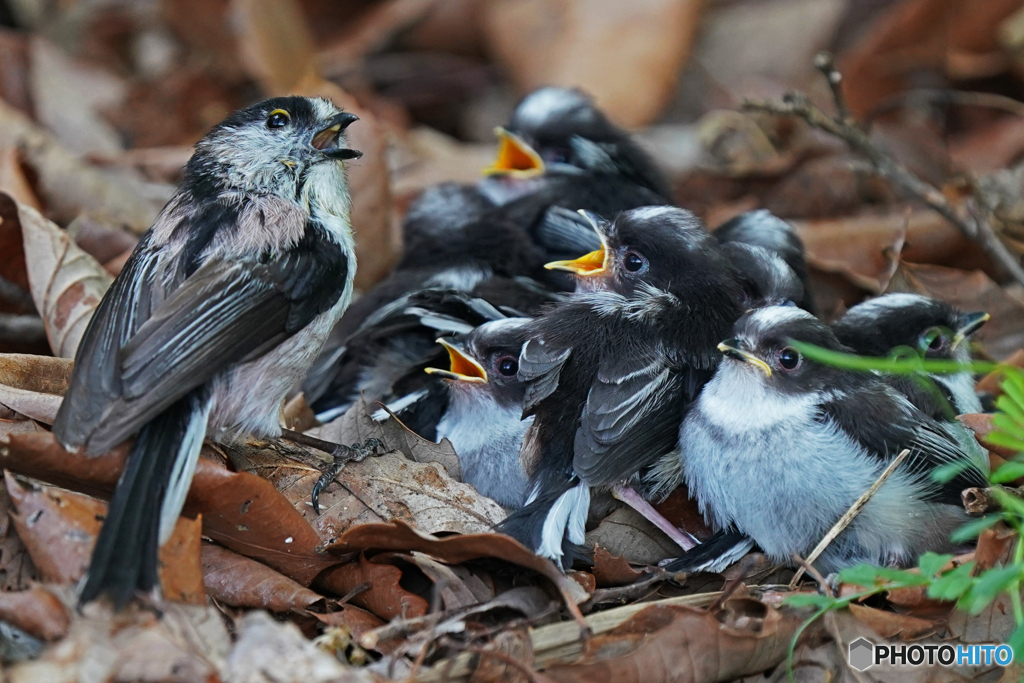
left=831, top=293, right=989, bottom=419
left=679, top=306, right=987, bottom=573
left=424, top=317, right=536, bottom=508
left=52, top=97, right=361, bottom=607
left=402, top=88, right=672, bottom=273
left=713, top=210, right=815, bottom=313
left=499, top=207, right=745, bottom=566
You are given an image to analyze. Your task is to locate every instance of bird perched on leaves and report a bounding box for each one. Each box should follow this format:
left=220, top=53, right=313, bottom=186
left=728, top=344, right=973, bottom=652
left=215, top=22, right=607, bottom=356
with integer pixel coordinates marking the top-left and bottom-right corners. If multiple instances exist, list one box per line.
left=53, top=97, right=361, bottom=607
left=424, top=317, right=536, bottom=508
left=499, top=207, right=744, bottom=566
left=831, top=293, right=988, bottom=420
left=678, top=306, right=987, bottom=573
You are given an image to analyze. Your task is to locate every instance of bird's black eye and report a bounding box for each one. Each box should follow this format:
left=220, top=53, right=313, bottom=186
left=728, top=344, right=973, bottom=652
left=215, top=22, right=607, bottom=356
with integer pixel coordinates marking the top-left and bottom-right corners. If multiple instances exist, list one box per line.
left=920, top=327, right=948, bottom=353
left=777, top=347, right=801, bottom=371
left=623, top=252, right=646, bottom=272
left=267, top=109, right=291, bottom=129
left=496, top=356, right=519, bottom=377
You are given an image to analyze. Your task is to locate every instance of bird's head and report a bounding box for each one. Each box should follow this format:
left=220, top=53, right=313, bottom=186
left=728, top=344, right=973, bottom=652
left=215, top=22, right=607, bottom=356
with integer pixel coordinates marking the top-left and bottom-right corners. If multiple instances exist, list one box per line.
left=184, top=96, right=360, bottom=201
left=833, top=293, right=989, bottom=363
left=425, top=318, right=532, bottom=410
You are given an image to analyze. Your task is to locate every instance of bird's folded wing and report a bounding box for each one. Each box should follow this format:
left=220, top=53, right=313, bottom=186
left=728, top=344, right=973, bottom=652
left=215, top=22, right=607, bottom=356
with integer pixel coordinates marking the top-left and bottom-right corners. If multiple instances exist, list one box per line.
left=572, top=353, right=692, bottom=486
left=80, top=234, right=347, bottom=453
left=818, top=388, right=987, bottom=506
left=519, top=338, right=572, bottom=415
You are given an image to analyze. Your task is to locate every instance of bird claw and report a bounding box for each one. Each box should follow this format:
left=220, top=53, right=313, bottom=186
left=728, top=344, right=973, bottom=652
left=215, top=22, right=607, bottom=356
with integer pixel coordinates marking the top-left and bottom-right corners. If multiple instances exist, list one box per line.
left=310, top=438, right=386, bottom=515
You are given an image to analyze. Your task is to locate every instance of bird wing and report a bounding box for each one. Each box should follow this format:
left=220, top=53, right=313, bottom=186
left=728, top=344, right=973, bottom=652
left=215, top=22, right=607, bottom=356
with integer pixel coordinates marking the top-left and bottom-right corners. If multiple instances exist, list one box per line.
left=518, top=337, right=572, bottom=415
left=572, top=351, right=707, bottom=486
left=57, top=222, right=349, bottom=454
left=818, top=387, right=987, bottom=505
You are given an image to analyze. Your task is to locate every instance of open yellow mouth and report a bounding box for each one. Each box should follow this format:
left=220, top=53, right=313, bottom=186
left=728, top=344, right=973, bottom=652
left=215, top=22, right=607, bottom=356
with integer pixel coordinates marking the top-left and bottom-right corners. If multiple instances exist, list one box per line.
left=544, top=247, right=607, bottom=276
left=717, top=340, right=773, bottom=378
left=424, top=339, right=488, bottom=383
left=482, top=128, right=545, bottom=178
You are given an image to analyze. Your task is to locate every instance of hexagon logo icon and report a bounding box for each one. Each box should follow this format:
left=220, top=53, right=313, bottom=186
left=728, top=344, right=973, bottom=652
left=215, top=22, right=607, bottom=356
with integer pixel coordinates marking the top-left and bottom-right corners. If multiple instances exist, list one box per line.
left=849, top=638, right=875, bottom=671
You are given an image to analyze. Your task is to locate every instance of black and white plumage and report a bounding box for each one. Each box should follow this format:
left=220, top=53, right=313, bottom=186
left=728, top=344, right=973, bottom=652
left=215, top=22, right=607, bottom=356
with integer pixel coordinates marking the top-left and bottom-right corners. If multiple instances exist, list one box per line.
left=53, top=96, right=360, bottom=606
left=678, top=306, right=987, bottom=573
left=425, top=317, right=536, bottom=509
left=713, top=210, right=815, bottom=313
left=402, top=87, right=672, bottom=277
left=499, top=207, right=745, bottom=566
left=832, top=293, right=988, bottom=420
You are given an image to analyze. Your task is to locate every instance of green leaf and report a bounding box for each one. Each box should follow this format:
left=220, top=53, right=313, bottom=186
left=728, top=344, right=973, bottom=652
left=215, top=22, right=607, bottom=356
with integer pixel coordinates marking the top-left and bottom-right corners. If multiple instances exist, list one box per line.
left=1009, top=623, right=1024, bottom=663
left=959, top=565, right=1021, bottom=614
left=985, top=431, right=1024, bottom=454
left=951, top=515, right=1001, bottom=544
left=932, top=461, right=969, bottom=484
left=995, top=393, right=1024, bottom=425
left=1002, top=370, right=1024, bottom=412
left=783, top=593, right=835, bottom=609
left=838, top=563, right=926, bottom=588
left=991, top=490, right=1024, bottom=519
left=918, top=552, right=954, bottom=578
left=992, top=461, right=1024, bottom=484
left=927, top=562, right=976, bottom=602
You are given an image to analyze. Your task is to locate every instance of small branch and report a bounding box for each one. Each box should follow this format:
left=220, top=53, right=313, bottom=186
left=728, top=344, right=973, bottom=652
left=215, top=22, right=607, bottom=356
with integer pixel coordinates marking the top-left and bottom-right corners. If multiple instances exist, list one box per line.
left=962, top=485, right=1024, bottom=516
left=789, top=449, right=911, bottom=589
left=790, top=553, right=831, bottom=595
left=280, top=428, right=346, bottom=455
left=743, top=58, right=1024, bottom=289
left=813, top=51, right=852, bottom=126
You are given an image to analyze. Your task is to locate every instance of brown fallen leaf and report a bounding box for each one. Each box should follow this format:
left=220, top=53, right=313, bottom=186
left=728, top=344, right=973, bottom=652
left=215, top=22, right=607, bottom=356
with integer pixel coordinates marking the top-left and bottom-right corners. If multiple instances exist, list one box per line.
left=0, top=147, right=41, bottom=211
left=976, top=349, right=1024, bottom=396
left=0, top=432, right=338, bottom=585
left=0, top=475, right=37, bottom=591
left=848, top=603, right=938, bottom=641
left=327, top=520, right=590, bottom=607
left=0, top=354, right=73, bottom=395
left=201, top=542, right=324, bottom=613
left=481, top=0, right=705, bottom=128
left=0, top=384, right=62, bottom=424
left=584, top=505, right=681, bottom=567
left=318, top=553, right=429, bottom=622
left=311, top=604, right=385, bottom=643
left=592, top=546, right=644, bottom=588
left=544, top=598, right=806, bottom=683
left=958, top=413, right=1018, bottom=459
left=68, top=213, right=139, bottom=267
left=5, top=472, right=202, bottom=597
left=159, top=515, right=205, bottom=606
left=0, top=418, right=44, bottom=439
left=0, top=193, right=34, bottom=315
left=0, top=99, right=157, bottom=231
left=9, top=193, right=112, bottom=358
left=0, top=586, right=70, bottom=641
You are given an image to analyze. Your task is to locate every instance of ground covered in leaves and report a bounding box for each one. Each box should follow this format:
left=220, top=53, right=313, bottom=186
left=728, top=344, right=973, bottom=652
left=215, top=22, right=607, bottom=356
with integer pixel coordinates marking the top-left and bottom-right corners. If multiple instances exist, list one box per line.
left=3, top=0, right=1024, bottom=681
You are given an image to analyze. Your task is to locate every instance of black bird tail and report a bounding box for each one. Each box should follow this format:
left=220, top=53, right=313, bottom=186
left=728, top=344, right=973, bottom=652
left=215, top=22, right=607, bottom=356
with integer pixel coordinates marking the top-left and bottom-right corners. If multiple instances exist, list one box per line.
left=662, top=529, right=755, bottom=574
left=80, top=389, right=210, bottom=608
left=497, top=478, right=590, bottom=570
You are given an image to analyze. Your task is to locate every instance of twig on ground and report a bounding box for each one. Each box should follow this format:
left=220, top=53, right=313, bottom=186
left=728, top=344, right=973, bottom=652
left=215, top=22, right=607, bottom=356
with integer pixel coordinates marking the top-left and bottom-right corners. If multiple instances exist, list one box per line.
left=962, top=485, right=1024, bottom=516
left=744, top=52, right=1024, bottom=288
left=789, top=449, right=911, bottom=589
left=790, top=553, right=831, bottom=595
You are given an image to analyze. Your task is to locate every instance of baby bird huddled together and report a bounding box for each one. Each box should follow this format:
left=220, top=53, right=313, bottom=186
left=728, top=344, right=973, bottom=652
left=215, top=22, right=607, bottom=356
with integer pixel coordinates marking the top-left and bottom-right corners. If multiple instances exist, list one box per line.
left=304, top=87, right=991, bottom=576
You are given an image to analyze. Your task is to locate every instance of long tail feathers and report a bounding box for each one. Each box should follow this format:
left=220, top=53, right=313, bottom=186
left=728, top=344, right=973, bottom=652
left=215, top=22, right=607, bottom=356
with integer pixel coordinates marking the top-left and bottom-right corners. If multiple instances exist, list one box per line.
left=79, top=389, right=210, bottom=608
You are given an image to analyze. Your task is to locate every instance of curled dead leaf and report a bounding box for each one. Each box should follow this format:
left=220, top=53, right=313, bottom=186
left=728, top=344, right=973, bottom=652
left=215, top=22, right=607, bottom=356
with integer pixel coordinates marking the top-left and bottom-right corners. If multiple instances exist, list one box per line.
left=317, top=552, right=429, bottom=621
left=847, top=603, right=938, bottom=640
left=0, top=586, right=70, bottom=641
left=201, top=542, right=324, bottom=613
left=8, top=193, right=112, bottom=358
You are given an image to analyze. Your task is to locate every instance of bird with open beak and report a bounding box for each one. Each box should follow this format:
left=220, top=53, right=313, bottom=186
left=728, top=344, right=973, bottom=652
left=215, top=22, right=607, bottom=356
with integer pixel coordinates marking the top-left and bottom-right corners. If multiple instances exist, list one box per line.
left=676, top=306, right=988, bottom=573
left=831, top=293, right=989, bottom=420
left=402, top=87, right=672, bottom=279
left=423, top=317, right=537, bottom=509
left=499, top=206, right=745, bottom=567
left=52, top=96, right=361, bottom=607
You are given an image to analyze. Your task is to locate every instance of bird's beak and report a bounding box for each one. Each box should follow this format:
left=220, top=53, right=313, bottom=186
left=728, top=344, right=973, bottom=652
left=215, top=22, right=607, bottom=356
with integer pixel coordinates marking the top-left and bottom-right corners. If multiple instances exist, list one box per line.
left=953, top=311, right=990, bottom=348
left=483, top=127, right=545, bottom=178
left=545, top=210, right=609, bottom=276
left=312, top=112, right=362, bottom=159
left=424, top=339, right=488, bottom=383
left=718, top=338, right=772, bottom=377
